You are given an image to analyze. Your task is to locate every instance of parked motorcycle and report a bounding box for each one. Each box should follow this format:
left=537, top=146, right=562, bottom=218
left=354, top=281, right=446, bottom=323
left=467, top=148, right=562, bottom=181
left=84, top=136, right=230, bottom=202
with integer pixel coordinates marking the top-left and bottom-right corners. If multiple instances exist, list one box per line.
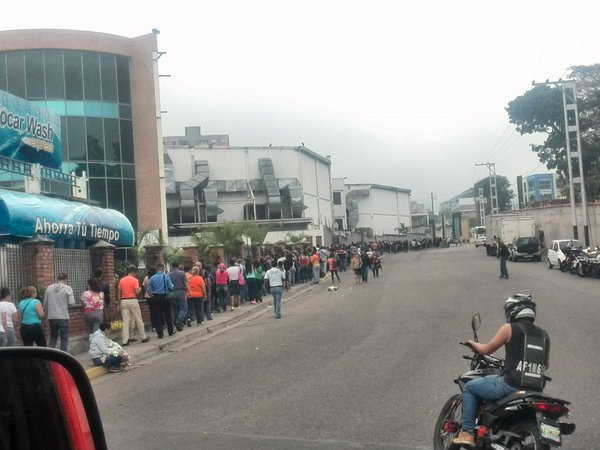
left=559, top=245, right=585, bottom=274
left=433, top=313, right=575, bottom=450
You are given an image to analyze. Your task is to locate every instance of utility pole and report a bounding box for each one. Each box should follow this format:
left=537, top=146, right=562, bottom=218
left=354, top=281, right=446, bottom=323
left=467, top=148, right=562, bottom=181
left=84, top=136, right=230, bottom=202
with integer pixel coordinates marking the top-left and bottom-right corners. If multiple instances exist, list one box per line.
left=430, top=192, right=436, bottom=240
left=478, top=188, right=486, bottom=226
left=475, top=162, right=499, bottom=215
left=533, top=79, right=588, bottom=245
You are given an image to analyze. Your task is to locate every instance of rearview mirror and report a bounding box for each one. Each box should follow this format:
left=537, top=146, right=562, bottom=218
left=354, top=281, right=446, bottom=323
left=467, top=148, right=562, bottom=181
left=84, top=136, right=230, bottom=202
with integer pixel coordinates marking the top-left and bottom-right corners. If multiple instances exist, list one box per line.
left=471, top=313, right=481, bottom=342
left=0, top=347, right=107, bottom=450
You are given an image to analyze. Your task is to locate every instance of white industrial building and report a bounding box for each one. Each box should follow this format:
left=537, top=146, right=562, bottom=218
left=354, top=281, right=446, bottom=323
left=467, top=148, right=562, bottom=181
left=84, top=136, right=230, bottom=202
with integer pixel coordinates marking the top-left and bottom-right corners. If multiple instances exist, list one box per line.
left=344, top=183, right=411, bottom=240
left=164, top=145, right=334, bottom=247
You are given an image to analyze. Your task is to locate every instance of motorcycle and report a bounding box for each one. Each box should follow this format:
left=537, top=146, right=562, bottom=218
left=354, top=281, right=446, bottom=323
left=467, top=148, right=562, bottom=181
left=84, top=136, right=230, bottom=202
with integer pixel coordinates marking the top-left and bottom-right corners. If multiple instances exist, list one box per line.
left=559, top=245, right=585, bottom=274
left=433, top=313, right=575, bottom=449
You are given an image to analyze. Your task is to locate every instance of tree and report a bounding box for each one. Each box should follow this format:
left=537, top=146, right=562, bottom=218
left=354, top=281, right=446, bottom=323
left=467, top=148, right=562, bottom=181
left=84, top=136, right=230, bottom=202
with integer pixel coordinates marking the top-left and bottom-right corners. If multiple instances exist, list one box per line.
left=474, top=175, right=514, bottom=214
left=506, top=64, right=600, bottom=199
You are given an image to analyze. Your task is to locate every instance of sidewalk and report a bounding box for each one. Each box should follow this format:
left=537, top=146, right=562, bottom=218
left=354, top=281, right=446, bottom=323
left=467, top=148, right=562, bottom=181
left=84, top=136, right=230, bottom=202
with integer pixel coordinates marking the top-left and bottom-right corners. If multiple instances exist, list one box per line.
left=77, top=280, right=319, bottom=380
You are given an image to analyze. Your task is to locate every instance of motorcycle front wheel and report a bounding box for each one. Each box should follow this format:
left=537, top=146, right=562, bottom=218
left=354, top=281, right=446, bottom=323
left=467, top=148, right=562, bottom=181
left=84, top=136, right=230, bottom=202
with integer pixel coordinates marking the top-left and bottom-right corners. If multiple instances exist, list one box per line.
left=507, top=419, right=551, bottom=450
left=433, top=394, right=462, bottom=450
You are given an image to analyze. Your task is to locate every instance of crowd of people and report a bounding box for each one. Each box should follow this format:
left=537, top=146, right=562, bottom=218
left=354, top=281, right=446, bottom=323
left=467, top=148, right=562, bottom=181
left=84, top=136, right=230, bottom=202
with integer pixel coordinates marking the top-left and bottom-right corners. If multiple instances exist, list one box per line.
left=0, top=240, right=403, bottom=372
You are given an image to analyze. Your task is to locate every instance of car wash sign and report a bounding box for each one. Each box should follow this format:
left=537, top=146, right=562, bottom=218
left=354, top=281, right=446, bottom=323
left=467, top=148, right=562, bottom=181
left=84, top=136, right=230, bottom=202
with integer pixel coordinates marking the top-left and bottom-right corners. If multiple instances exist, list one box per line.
left=0, top=89, right=61, bottom=169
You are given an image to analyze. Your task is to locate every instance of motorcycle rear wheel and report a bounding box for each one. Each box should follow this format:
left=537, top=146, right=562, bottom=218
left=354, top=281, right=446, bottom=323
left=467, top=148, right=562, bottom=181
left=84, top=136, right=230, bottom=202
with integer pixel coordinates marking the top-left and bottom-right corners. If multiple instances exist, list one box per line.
left=507, top=419, right=550, bottom=450
left=433, top=394, right=462, bottom=450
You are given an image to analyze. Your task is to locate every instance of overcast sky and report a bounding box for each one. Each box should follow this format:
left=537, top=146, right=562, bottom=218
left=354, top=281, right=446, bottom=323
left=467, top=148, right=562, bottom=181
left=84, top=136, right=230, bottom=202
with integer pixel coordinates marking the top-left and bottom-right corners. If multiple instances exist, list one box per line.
left=3, top=0, right=600, bottom=206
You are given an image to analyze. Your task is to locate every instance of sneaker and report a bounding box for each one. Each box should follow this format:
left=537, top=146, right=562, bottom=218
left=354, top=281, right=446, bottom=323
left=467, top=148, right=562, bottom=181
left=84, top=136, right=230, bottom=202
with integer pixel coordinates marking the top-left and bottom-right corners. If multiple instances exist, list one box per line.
left=230, top=307, right=234, bottom=311
left=207, top=316, right=213, bottom=320
left=251, top=300, right=257, bottom=304
left=121, top=342, right=129, bottom=347
left=108, top=367, right=124, bottom=373
left=187, top=318, right=192, bottom=327
left=127, top=338, right=137, bottom=343
left=275, top=314, right=282, bottom=319
left=141, top=337, right=150, bottom=343
left=452, top=431, right=475, bottom=447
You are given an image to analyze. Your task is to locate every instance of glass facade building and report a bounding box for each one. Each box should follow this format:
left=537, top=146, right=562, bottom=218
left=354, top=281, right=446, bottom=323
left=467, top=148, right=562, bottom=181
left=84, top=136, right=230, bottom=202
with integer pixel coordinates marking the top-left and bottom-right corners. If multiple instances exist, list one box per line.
left=0, top=49, right=138, bottom=228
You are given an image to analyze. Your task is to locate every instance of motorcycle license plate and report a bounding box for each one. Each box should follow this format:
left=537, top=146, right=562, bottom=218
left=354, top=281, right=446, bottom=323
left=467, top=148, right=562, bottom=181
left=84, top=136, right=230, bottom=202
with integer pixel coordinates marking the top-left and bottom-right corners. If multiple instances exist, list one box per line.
left=540, top=420, right=561, bottom=445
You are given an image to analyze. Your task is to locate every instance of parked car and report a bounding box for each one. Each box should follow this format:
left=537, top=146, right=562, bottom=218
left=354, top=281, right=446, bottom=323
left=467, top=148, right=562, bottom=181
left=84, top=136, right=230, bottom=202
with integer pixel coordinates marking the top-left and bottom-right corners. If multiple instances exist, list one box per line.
left=547, top=239, right=583, bottom=269
left=509, top=236, right=541, bottom=261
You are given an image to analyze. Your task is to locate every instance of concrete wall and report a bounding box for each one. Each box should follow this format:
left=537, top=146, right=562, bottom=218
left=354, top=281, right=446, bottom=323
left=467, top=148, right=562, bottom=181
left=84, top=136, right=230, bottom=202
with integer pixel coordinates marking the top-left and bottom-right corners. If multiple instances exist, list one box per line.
left=519, top=203, right=600, bottom=246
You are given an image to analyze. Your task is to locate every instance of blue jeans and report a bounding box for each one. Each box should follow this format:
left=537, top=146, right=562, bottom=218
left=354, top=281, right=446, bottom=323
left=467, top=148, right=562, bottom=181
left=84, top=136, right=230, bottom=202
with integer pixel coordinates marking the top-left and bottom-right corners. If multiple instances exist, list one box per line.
left=462, top=375, right=516, bottom=432
left=49, top=319, right=69, bottom=352
left=173, top=290, right=188, bottom=325
left=500, top=257, right=509, bottom=277
left=312, top=266, right=320, bottom=283
left=271, top=286, right=283, bottom=317
left=0, top=328, right=16, bottom=346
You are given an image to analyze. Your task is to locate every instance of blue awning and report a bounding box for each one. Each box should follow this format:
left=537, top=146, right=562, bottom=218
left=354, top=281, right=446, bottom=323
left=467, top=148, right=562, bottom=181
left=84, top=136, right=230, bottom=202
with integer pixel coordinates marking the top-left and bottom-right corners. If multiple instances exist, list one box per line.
left=0, top=189, right=134, bottom=247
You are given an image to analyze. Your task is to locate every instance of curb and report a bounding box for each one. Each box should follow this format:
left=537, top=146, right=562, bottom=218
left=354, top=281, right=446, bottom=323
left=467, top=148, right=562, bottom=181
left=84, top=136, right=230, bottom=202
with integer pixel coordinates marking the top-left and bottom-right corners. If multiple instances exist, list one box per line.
left=85, top=281, right=319, bottom=380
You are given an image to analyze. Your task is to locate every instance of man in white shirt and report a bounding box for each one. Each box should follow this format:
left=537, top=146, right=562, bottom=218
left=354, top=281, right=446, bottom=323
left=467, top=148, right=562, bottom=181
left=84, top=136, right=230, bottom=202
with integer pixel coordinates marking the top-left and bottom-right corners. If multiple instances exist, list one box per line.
left=226, top=259, right=241, bottom=310
left=264, top=261, right=286, bottom=319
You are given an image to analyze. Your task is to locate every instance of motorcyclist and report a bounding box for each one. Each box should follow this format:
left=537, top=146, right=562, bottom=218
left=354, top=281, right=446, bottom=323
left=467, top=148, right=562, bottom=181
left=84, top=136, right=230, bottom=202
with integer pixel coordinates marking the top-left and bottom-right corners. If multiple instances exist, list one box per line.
left=453, top=294, right=550, bottom=447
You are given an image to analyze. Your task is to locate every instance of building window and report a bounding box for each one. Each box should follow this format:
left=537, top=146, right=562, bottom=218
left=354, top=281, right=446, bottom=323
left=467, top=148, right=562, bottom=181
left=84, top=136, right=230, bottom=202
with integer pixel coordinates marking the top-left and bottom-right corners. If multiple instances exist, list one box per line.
left=333, top=191, right=342, bottom=205
left=335, top=218, right=344, bottom=230
left=539, top=180, right=552, bottom=191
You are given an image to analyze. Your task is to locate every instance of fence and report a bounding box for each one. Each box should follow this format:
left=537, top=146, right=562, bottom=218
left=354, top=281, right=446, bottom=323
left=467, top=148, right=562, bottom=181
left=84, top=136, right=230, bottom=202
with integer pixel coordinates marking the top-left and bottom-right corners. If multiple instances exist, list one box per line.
left=0, top=244, right=26, bottom=299
left=53, top=248, right=92, bottom=298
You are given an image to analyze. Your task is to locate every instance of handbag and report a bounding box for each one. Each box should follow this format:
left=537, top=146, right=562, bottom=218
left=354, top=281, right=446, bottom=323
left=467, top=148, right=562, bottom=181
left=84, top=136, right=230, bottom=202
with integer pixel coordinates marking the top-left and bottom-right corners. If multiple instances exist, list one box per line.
left=164, top=274, right=176, bottom=302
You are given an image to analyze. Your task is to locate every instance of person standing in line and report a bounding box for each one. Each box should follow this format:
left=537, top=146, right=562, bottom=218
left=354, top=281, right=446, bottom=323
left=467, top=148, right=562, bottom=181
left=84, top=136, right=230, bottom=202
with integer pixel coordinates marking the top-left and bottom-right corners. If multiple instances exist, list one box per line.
left=318, top=246, right=329, bottom=278
left=226, top=259, right=241, bottom=311
left=245, top=258, right=257, bottom=304
left=44, top=272, right=75, bottom=352
left=498, top=239, right=510, bottom=279
left=311, top=249, right=321, bottom=284
left=0, top=287, right=18, bottom=346
left=254, top=259, right=265, bottom=303
left=187, top=267, right=206, bottom=326
left=264, top=261, right=286, bottom=319
left=215, top=263, right=229, bottom=312
left=93, top=268, right=111, bottom=319
left=327, top=254, right=341, bottom=283
left=118, top=265, right=149, bottom=345
left=80, top=278, right=105, bottom=335
left=199, top=263, right=213, bottom=321
left=19, top=286, right=46, bottom=347
left=147, top=264, right=176, bottom=338
left=299, top=252, right=309, bottom=283
left=141, top=267, right=157, bottom=329
left=170, top=262, right=191, bottom=331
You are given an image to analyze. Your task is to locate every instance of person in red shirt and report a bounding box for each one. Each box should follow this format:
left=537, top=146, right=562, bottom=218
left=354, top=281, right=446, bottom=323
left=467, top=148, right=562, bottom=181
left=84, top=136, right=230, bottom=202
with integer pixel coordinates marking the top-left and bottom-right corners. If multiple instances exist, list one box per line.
left=117, top=265, right=149, bottom=346
left=215, top=263, right=229, bottom=312
left=327, top=255, right=341, bottom=283
left=187, top=267, right=206, bottom=326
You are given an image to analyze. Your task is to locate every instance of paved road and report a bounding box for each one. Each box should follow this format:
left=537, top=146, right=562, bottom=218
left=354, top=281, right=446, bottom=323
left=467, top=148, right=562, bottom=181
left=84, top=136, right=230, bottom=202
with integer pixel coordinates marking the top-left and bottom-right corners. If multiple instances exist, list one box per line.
left=93, top=246, right=597, bottom=448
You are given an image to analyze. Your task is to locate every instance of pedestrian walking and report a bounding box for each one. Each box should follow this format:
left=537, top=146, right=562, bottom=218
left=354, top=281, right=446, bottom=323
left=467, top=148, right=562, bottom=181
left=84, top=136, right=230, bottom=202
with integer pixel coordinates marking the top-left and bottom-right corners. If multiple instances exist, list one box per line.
left=311, top=250, right=321, bottom=284
left=327, top=255, right=341, bottom=283
left=498, top=239, right=510, bottom=279
left=351, top=252, right=363, bottom=283
left=44, top=272, right=75, bottom=352
left=118, top=265, right=149, bottom=345
left=264, top=261, right=286, bottom=319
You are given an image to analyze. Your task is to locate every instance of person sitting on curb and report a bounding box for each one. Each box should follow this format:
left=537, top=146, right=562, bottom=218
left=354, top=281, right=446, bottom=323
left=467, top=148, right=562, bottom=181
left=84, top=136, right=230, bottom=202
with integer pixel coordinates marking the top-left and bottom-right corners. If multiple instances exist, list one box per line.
left=89, top=323, right=130, bottom=373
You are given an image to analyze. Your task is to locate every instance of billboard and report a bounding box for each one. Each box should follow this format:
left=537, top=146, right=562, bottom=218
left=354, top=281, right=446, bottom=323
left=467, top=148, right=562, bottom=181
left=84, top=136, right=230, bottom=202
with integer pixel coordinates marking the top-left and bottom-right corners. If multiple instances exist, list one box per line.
left=0, top=89, right=62, bottom=169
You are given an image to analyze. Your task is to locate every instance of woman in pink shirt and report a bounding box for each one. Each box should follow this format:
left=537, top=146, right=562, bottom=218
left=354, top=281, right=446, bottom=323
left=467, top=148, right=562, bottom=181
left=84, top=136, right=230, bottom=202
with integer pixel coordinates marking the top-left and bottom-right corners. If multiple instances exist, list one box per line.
left=80, top=278, right=105, bottom=334
left=215, top=263, right=229, bottom=313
